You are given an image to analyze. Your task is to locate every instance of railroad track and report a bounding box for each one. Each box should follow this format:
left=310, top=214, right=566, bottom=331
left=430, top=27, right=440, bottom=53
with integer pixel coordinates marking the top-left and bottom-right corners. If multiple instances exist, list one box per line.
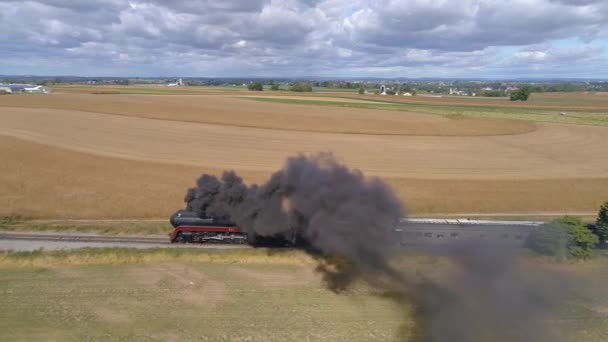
left=0, top=231, right=169, bottom=244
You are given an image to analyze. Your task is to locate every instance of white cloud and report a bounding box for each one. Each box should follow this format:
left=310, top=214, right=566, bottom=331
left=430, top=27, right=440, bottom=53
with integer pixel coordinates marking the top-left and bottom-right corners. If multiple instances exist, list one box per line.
left=0, top=0, right=606, bottom=77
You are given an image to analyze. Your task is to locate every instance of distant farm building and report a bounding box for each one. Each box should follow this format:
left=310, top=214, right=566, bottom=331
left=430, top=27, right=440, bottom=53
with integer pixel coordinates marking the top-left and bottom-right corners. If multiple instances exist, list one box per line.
left=167, top=78, right=184, bottom=87
left=380, top=85, right=386, bottom=95
left=0, top=84, right=50, bottom=93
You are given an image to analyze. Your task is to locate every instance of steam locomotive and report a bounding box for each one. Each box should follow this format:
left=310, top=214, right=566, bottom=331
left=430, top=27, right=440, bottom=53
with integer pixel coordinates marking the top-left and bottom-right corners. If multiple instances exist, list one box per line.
left=169, top=210, right=298, bottom=246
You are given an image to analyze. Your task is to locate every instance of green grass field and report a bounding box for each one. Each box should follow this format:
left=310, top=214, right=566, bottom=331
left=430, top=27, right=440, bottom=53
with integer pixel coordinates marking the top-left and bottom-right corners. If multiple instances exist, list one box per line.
left=0, top=249, right=407, bottom=341
left=0, top=217, right=171, bottom=236
left=243, top=97, right=608, bottom=126
left=0, top=248, right=607, bottom=341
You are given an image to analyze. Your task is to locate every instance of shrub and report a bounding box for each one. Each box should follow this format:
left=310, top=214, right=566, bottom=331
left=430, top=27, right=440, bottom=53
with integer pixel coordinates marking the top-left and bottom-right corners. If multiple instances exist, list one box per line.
left=559, top=216, right=599, bottom=258
left=247, top=82, right=263, bottom=91
left=527, top=216, right=598, bottom=258
left=526, top=222, right=569, bottom=258
left=289, top=83, right=313, bottom=92
left=270, top=84, right=280, bottom=91
left=358, top=87, right=365, bottom=94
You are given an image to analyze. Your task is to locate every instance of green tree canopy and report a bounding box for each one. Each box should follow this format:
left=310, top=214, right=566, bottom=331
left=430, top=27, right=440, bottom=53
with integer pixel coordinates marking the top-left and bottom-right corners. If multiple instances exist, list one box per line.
left=527, top=216, right=599, bottom=258
left=510, top=85, right=531, bottom=101
left=558, top=216, right=599, bottom=258
left=595, top=201, right=608, bottom=246
left=289, top=83, right=313, bottom=92
left=247, top=82, right=263, bottom=91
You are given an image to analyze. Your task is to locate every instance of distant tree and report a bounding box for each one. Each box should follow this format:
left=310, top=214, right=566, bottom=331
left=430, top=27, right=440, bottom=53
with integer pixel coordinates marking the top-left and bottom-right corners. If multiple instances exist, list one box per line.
left=400, top=85, right=413, bottom=94
left=289, top=83, right=313, bottom=92
left=527, top=216, right=599, bottom=259
left=385, top=89, right=396, bottom=95
left=270, top=84, right=280, bottom=91
left=358, top=87, right=365, bottom=94
left=247, top=82, right=263, bottom=91
left=480, top=90, right=504, bottom=97
left=595, top=201, right=608, bottom=247
left=529, top=85, right=545, bottom=93
left=510, top=86, right=531, bottom=101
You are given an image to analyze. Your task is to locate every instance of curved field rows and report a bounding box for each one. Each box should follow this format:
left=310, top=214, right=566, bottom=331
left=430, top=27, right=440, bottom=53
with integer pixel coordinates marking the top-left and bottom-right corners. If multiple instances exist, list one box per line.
left=0, top=94, right=535, bottom=136
left=1, top=135, right=607, bottom=218
left=0, top=106, right=607, bottom=180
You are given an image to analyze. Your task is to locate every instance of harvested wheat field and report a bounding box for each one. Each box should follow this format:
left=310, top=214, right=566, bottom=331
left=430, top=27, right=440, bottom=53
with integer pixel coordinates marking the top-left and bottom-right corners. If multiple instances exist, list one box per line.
left=0, top=93, right=534, bottom=135
left=0, top=105, right=606, bottom=178
left=1, top=92, right=607, bottom=218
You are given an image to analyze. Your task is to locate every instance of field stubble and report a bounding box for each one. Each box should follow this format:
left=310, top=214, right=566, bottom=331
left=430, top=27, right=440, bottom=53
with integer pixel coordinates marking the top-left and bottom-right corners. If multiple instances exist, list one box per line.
left=0, top=135, right=606, bottom=218
left=0, top=93, right=536, bottom=135
left=1, top=92, right=608, bottom=218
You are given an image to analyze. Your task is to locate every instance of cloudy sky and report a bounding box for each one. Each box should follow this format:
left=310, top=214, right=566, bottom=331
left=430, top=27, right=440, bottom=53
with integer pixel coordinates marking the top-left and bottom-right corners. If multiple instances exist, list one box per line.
left=1, top=0, right=607, bottom=78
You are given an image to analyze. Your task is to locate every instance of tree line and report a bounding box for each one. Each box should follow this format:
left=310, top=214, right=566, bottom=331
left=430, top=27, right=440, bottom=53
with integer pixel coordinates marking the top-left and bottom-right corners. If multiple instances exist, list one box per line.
left=248, top=81, right=313, bottom=92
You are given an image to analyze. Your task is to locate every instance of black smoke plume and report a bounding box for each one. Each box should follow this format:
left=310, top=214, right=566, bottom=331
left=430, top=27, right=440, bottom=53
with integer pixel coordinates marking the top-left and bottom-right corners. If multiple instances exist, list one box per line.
left=185, top=153, right=404, bottom=289
left=184, top=153, right=576, bottom=341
